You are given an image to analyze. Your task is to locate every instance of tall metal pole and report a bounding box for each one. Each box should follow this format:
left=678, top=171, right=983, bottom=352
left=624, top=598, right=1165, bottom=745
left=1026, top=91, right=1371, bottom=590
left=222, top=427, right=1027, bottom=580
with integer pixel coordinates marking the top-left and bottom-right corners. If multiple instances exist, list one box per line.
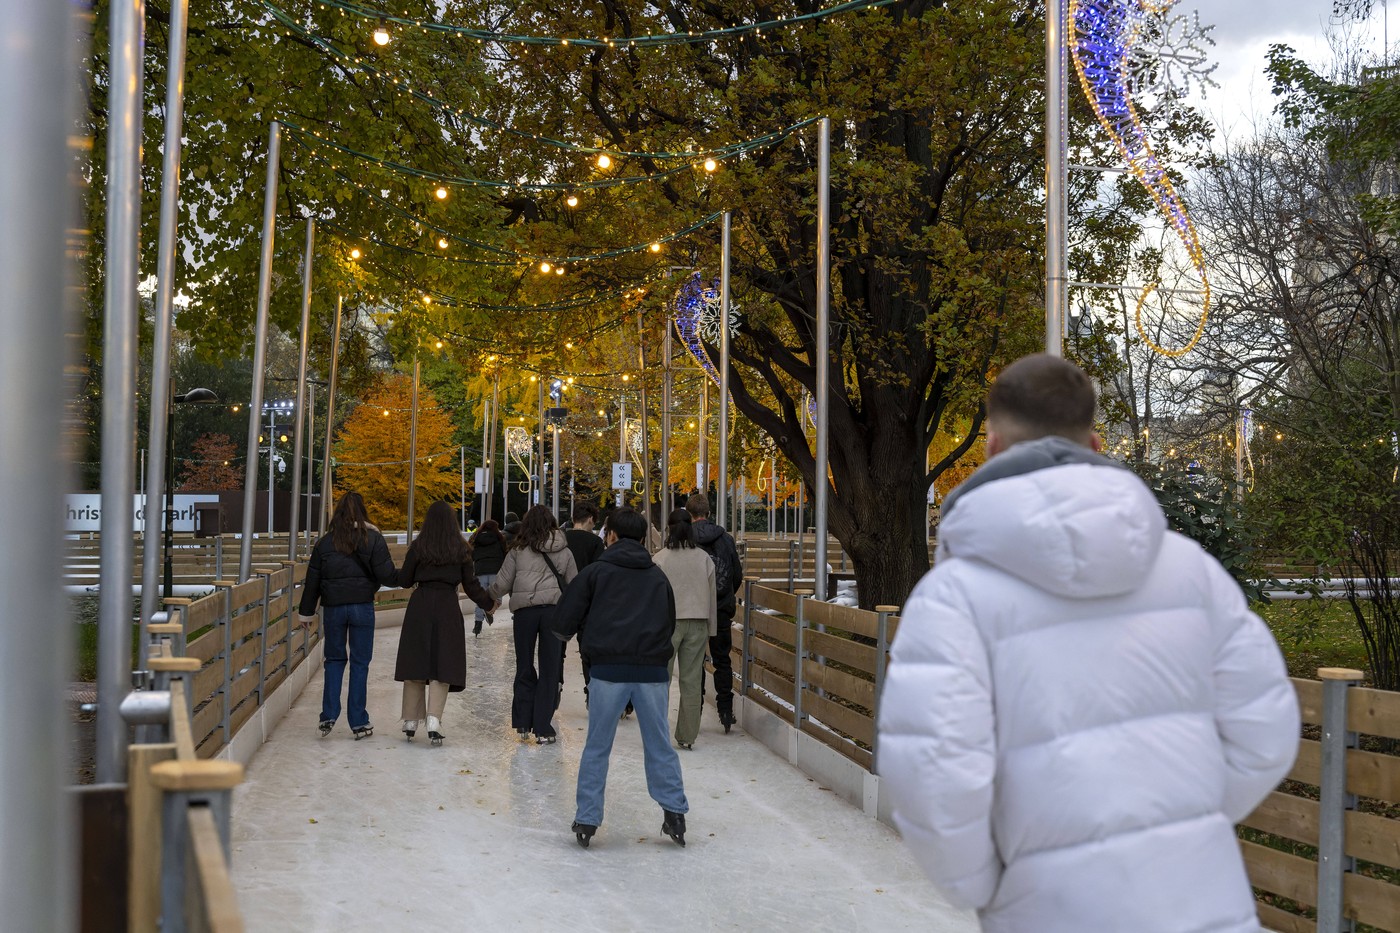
left=240, top=121, right=281, bottom=582
left=137, top=0, right=190, bottom=675
left=536, top=379, right=546, bottom=506
left=552, top=424, right=561, bottom=519
left=814, top=118, right=831, bottom=600
left=1046, top=0, right=1068, bottom=357
left=96, top=0, right=146, bottom=783
left=1, top=0, right=79, bottom=921
left=267, top=407, right=276, bottom=536
left=287, top=218, right=314, bottom=561
left=617, top=394, right=626, bottom=508
left=319, top=293, right=343, bottom=536
left=406, top=355, right=420, bottom=539
left=638, top=309, right=652, bottom=526
left=305, top=380, right=315, bottom=550
left=718, top=211, right=732, bottom=529
left=479, top=398, right=489, bottom=524
left=460, top=445, right=467, bottom=531
left=486, top=370, right=499, bottom=520
left=699, top=378, right=709, bottom=493
left=661, top=315, right=673, bottom=516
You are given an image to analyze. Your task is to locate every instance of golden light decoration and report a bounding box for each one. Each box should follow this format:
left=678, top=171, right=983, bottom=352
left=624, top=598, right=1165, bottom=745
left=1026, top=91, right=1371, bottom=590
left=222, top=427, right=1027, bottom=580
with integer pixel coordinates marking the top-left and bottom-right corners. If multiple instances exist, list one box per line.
left=437, top=237, right=449, bottom=249
left=422, top=295, right=432, bottom=305
left=434, top=340, right=444, bottom=349
left=649, top=242, right=661, bottom=253
left=596, top=153, right=613, bottom=170
left=566, top=194, right=579, bottom=207
left=349, top=247, right=362, bottom=260
left=703, top=158, right=718, bottom=172
left=539, top=261, right=553, bottom=274
left=372, top=21, right=391, bottom=45
left=434, top=186, right=448, bottom=200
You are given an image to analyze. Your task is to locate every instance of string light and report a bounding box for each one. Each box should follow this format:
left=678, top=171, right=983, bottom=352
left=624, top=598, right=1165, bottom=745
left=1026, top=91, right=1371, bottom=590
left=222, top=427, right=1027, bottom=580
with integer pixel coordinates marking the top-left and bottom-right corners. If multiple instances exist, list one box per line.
left=437, top=237, right=449, bottom=249
left=434, top=186, right=448, bottom=200
left=703, top=158, right=718, bottom=172
left=649, top=242, right=662, bottom=253
left=540, top=261, right=553, bottom=274
left=349, top=247, right=362, bottom=260
left=372, top=19, right=390, bottom=45
left=597, top=154, right=613, bottom=170
left=566, top=194, right=579, bottom=207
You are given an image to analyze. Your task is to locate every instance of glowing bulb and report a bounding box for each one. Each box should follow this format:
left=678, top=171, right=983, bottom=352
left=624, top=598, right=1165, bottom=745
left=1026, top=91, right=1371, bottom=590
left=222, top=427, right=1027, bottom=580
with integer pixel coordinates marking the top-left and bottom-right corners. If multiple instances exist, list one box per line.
left=566, top=194, right=579, bottom=207
left=422, top=295, right=431, bottom=305
left=435, top=186, right=448, bottom=200
left=539, top=261, right=552, bottom=274
left=597, top=153, right=612, bottom=170
left=703, top=158, right=717, bottom=172
left=688, top=421, right=695, bottom=428
left=349, top=248, right=361, bottom=260
left=279, top=434, right=288, bottom=443
left=566, top=377, right=574, bottom=384
left=597, top=409, right=605, bottom=416
left=530, top=375, right=537, bottom=382
left=621, top=374, right=630, bottom=382
left=435, top=340, right=443, bottom=349
left=565, top=342, right=574, bottom=350
left=1276, top=433, right=1283, bottom=440
left=555, top=265, right=564, bottom=275
left=231, top=405, right=241, bottom=413
left=649, top=242, right=661, bottom=253
left=383, top=409, right=390, bottom=417
left=437, top=237, right=449, bottom=249
left=373, top=22, right=391, bottom=45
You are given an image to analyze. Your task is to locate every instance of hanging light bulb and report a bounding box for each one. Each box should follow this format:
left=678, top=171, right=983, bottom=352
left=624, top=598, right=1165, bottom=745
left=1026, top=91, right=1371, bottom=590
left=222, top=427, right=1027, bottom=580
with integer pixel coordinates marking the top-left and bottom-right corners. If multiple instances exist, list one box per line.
left=422, top=295, right=432, bottom=305
left=621, top=374, right=630, bottom=382
left=539, top=261, right=552, bottom=274
left=555, top=265, right=565, bottom=275
left=649, top=242, right=661, bottom=253
left=373, top=20, right=391, bottom=45
left=435, top=340, right=444, bottom=349
left=437, top=237, right=449, bottom=249
left=349, top=247, right=361, bottom=260
left=703, top=158, right=718, bottom=172
left=435, top=186, right=448, bottom=200
left=565, top=194, right=579, bottom=208
left=596, top=153, right=612, bottom=170
left=383, top=409, right=391, bottom=417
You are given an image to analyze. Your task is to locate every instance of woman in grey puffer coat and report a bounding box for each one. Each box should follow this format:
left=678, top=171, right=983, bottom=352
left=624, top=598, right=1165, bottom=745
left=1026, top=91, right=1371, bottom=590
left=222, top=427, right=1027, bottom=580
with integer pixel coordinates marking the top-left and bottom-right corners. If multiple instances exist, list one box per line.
left=487, top=505, right=577, bottom=742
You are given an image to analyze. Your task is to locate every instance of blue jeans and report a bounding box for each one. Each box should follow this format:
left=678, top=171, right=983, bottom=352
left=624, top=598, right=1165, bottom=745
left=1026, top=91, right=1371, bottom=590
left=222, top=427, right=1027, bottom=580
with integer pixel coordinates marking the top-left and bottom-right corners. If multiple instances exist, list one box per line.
left=575, top=679, right=688, bottom=827
left=321, top=602, right=376, bottom=729
left=474, top=574, right=497, bottom=622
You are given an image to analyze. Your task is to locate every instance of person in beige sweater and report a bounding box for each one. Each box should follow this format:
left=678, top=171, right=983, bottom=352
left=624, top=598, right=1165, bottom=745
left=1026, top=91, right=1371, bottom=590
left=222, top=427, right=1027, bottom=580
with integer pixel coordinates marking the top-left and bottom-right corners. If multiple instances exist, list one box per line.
left=651, top=508, right=717, bottom=749
left=487, top=505, right=578, bottom=743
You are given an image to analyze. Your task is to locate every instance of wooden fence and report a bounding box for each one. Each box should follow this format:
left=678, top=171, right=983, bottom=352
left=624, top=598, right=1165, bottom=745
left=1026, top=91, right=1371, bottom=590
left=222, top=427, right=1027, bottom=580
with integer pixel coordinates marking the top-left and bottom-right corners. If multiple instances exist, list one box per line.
left=65, top=533, right=313, bottom=588
left=737, top=584, right=1400, bottom=932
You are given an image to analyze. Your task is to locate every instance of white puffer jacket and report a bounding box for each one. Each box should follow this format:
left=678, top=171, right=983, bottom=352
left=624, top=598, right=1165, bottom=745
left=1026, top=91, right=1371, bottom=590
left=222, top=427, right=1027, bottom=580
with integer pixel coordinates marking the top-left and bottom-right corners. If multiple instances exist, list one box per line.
left=878, top=448, right=1298, bottom=933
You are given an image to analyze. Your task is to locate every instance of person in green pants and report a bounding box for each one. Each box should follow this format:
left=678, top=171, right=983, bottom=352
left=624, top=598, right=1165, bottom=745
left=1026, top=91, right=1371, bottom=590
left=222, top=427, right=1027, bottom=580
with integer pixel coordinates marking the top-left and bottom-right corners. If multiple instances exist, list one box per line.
left=651, top=508, right=717, bottom=749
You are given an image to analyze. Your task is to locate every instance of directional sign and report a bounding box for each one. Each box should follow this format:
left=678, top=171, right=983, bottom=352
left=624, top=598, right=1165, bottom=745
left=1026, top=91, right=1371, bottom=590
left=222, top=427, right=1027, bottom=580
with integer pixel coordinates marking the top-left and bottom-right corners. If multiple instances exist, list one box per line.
left=612, top=462, right=633, bottom=490
left=474, top=467, right=488, bottom=488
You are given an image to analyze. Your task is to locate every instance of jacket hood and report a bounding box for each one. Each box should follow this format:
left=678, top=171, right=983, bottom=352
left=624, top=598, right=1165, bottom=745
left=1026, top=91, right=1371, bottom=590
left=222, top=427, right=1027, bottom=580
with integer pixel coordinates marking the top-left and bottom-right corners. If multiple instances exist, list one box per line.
left=938, top=438, right=1166, bottom=599
left=534, top=529, right=569, bottom=554
left=599, top=537, right=655, bottom=569
left=692, top=519, right=727, bottom=546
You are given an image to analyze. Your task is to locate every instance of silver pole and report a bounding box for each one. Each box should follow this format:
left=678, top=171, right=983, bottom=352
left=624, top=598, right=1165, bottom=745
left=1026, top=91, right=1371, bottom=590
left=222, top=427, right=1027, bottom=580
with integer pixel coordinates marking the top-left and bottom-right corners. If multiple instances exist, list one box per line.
left=1045, top=0, right=1068, bottom=357
left=96, top=0, right=146, bottom=783
left=319, top=293, right=342, bottom=536
left=267, top=407, right=276, bottom=539
left=718, top=211, right=731, bottom=528
left=617, top=394, right=626, bottom=508
left=138, top=0, right=190, bottom=675
left=240, top=121, right=281, bottom=582
left=662, top=316, right=672, bottom=515
left=479, top=398, right=490, bottom=524
left=638, top=310, right=651, bottom=525
left=305, top=380, right=314, bottom=551
left=460, top=445, right=467, bottom=531
left=814, top=119, right=831, bottom=600
left=1, top=0, right=79, bottom=922
left=699, top=378, right=709, bottom=492
left=407, top=355, right=420, bottom=540
left=487, top=370, right=499, bottom=520
left=552, top=424, right=561, bottom=519
left=288, top=218, right=313, bottom=561
left=536, top=379, right=546, bottom=506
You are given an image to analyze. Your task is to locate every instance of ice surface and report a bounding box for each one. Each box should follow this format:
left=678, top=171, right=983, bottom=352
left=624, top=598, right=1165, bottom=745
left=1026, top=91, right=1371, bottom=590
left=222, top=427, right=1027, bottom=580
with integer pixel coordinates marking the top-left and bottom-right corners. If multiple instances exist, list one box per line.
left=231, top=602, right=976, bottom=932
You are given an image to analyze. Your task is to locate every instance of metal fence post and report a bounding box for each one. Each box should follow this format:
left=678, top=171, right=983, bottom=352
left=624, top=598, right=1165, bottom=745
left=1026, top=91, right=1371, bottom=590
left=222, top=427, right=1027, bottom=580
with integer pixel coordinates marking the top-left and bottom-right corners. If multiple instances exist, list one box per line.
left=873, top=605, right=898, bottom=775
left=742, top=579, right=755, bottom=695
left=1317, top=667, right=1362, bottom=933
left=150, top=760, right=242, bottom=933
left=214, top=535, right=224, bottom=580
left=213, top=581, right=235, bottom=746
left=257, top=571, right=271, bottom=706
left=787, top=540, right=798, bottom=592
left=281, top=561, right=298, bottom=674
left=793, top=590, right=810, bottom=726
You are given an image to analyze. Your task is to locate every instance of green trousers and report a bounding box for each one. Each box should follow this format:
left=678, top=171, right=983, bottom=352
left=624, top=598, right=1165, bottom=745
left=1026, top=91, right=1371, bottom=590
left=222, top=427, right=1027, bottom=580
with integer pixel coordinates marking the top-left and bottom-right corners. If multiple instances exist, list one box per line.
left=669, top=618, right=710, bottom=746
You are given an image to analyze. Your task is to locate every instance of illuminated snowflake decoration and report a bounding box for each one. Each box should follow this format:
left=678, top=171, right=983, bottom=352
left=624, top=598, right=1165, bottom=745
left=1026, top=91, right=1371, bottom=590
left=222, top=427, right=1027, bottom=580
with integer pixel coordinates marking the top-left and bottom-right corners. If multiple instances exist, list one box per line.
left=1123, top=6, right=1218, bottom=100
left=696, top=291, right=740, bottom=345
left=673, top=272, right=739, bottom=388
left=505, top=426, right=532, bottom=471
left=625, top=418, right=644, bottom=466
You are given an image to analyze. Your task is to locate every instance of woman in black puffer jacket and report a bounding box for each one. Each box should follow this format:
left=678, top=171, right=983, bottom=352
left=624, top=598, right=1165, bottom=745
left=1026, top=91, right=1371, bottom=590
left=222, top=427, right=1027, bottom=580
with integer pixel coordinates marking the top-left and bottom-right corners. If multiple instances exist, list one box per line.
left=468, top=519, right=506, bottom=635
left=298, top=491, right=398, bottom=739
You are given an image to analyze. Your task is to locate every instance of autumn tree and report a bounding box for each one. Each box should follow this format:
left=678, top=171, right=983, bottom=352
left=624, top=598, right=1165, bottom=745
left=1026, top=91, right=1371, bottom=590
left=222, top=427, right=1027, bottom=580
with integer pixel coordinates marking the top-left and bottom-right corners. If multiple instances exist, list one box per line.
left=178, top=433, right=243, bottom=490
left=334, top=374, right=461, bottom=529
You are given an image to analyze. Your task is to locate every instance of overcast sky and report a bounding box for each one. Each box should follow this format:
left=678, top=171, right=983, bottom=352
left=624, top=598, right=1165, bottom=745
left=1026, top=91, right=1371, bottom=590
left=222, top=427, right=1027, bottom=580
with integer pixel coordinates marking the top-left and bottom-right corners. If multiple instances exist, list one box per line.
left=1179, top=0, right=1393, bottom=139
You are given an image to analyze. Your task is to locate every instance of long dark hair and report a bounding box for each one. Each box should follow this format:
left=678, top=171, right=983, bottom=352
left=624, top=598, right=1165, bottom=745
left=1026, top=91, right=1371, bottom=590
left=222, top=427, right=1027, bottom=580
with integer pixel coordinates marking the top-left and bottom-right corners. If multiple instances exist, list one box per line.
left=513, top=504, right=558, bottom=553
left=410, top=500, right=469, bottom=565
left=664, top=507, right=695, bottom=549
left=469, top=518, right=500, bottom=547
left=329, top=491, right=370, bottom=554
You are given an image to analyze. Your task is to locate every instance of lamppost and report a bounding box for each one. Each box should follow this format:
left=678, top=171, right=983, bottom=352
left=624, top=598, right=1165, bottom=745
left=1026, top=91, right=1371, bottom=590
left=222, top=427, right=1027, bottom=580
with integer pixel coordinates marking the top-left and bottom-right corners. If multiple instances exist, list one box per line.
left=262, top=398, right=294, bottom=535
left=163, top=387, right=219, bottom=598
left=546, top=378, right=568, bottom=519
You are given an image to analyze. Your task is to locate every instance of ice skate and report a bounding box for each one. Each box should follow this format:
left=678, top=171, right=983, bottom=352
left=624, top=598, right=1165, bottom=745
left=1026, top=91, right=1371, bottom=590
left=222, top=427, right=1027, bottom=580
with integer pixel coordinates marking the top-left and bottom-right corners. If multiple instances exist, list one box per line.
left=427, top=715, right=443, bottom=746
left=472, top=619, right=483, bottom=636
left=318, top=720, right=334, bottom=738
left=402, top=720, right=417, bottom=740
left=535, top=734, right=556, bottom=745
left=351, top=723, right=373, bottom=740
left=662, top=810, right=686, bottom=847
left=571, top=821, right=596, bottom=848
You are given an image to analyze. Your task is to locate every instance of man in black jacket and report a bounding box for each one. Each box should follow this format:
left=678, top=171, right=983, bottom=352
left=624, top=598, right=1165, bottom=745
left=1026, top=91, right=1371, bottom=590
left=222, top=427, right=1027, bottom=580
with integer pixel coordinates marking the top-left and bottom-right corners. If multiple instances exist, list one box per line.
left=685, top=494, right=741, bottom=731
left=560, top=501, right=606, bottom=704
left=552, top=507, right=688, bottom=849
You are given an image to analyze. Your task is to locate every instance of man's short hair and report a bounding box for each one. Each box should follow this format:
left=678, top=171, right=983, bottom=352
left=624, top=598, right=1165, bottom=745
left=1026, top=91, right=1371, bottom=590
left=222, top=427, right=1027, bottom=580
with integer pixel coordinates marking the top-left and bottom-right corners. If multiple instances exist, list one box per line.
left=606, top=507, right=647, bottom=542
left=684, top=493, right=711, bottom=518
left=987, top=354, right=1096, bottom=443
left=572, top=502, right=599, bottom=525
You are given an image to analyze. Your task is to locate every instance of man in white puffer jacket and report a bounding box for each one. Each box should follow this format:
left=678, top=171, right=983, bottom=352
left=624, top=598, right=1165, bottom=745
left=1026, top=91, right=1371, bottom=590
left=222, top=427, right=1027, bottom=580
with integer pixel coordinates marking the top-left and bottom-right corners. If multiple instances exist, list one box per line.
left=877, top=354, right=1299, bottom=933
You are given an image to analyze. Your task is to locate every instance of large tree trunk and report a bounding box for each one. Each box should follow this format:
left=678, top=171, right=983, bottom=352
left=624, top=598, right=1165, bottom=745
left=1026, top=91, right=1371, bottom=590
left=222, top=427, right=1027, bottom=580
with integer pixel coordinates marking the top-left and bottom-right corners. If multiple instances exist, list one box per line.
left=835, top=454, right=934, bottom=610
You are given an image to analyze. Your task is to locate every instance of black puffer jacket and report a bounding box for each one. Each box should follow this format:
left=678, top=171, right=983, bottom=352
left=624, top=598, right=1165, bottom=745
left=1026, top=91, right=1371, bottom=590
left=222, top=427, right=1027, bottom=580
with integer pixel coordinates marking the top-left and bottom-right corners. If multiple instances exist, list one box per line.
left=693, top=519, right=740, bottom=618
left=298, top=528, right=398, bottom=614
left=550, top=538, right=675, bottom=668
left=469, top=528, right=507, bottom=575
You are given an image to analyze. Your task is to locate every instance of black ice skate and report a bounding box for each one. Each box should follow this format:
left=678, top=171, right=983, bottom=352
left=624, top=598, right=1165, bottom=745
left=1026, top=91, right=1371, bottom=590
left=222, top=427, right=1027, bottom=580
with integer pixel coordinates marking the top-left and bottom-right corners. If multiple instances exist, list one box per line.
left=661, top=810, right=686, bottom=847
left=318, top=720, right=334, bottom=738
left=427, top=715, right=443, bottom=746
left=571, top=821, right=597, bottom=848
left=402, top=719, right=417, bottom=741
left=351, top=723, right=374, bottom=740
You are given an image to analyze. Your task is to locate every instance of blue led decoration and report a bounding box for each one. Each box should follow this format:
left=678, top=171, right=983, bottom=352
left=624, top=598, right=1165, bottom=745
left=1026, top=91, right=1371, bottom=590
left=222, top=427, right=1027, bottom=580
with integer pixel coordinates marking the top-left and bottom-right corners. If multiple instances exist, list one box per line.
left=672, top=272, right=726, bottom=387
left=1069, top=0, right=1215, bottom=357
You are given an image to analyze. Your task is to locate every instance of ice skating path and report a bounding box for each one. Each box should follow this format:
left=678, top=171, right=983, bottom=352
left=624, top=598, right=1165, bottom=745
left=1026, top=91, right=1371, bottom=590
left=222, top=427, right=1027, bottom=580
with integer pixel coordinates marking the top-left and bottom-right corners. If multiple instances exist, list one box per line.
left=231, top=603, right=977, bottom=933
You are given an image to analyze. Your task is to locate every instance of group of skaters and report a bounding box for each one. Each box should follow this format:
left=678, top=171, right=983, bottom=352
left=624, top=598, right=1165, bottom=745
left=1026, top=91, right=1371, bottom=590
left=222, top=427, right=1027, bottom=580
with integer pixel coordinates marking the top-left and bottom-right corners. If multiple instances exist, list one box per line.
left=297, top=487, right=741, bottom=849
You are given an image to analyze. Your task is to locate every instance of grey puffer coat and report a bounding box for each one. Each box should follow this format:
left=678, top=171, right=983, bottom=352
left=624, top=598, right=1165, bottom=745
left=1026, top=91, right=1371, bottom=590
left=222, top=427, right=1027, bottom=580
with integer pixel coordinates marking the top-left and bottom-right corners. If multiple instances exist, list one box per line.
left=487, top=530, right=578, bottom=610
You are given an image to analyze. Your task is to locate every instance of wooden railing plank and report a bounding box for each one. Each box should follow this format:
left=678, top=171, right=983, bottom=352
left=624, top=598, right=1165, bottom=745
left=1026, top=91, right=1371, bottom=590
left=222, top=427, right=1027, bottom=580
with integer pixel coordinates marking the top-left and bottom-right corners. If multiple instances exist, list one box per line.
left=1344, top=868, right=1400, bottom=930
left=804, top=661, right=876, bottom=709
left=1348, top=685, right=1400, bottom=741
left=750, top=663, right=796, bottom=706
left=1241, top=791, right=1320, bottom=846
left=1292, top=678, right=1322, bottom=726
left=1241, top=839, right=1318, bottom=907
left=1347, top=808, right=1400, bottom=871
left=751, top=585, right=797, bottom=617
left=801, top=688, right=874, bottom=745
left=1255, top=902, right=1314, bottom=933
left=750, top=612, right=796, bottom=648
left=187, top=808, right=245, bottom=933
left=802, top=628, right=878, bottom=678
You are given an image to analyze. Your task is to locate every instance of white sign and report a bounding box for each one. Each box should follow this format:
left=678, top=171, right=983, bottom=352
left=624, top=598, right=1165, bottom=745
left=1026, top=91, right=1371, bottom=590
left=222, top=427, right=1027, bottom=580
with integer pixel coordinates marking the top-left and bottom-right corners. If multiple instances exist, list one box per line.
left=66, top=493, right=220, bottom=533
left=474, top=467, right=488, bottom=489
left=611, top=462, right=633, bottom=490
left=696, top=463, right=705, bottom=490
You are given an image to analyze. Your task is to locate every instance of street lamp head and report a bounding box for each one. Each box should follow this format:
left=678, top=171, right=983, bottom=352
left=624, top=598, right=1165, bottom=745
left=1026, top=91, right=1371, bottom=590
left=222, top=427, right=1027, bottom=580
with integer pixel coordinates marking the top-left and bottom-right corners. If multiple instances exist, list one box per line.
left=175, top=387, right=219, bottom=405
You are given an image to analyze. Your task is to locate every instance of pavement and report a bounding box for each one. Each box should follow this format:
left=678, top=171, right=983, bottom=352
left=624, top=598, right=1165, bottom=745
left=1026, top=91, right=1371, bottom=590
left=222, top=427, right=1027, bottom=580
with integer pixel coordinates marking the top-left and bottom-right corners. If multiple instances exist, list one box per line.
left=230, top=600, right=977, bottom=932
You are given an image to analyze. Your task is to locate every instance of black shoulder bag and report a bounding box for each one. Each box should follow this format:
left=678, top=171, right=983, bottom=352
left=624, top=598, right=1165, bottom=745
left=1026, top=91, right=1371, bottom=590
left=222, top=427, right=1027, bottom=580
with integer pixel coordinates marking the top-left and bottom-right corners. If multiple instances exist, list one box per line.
left=538, top=550, right=569, bottom=596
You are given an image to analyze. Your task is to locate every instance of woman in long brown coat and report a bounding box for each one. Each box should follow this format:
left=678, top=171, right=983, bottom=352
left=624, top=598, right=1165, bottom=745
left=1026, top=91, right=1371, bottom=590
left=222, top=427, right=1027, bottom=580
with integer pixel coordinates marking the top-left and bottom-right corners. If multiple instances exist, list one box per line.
left=395, top=500, right=496, bottom=746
